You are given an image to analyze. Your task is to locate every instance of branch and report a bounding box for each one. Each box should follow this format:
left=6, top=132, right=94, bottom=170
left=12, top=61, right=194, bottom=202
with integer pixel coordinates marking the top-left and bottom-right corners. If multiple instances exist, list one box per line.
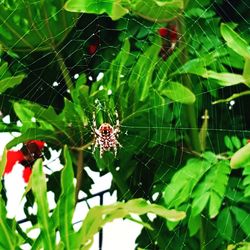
left=75, top=151, right=84, bottom=202
left=212, top=90, right=250, bottom=105
left=54, top=50, right=74, bottom=92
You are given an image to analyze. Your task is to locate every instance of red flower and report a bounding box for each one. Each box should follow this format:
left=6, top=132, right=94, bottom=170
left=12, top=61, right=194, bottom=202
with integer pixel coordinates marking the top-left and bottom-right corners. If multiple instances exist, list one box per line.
left=4, top=150, right=24, bottom=174
left=158, top=27, right=168, bottom=37
left=87, top=44, right=98, bottom=55
left=3, top=140, right=45, bottom=183
left=26, top=140, right=45, bottom=150
left=158, top=24, right=178, bottom=61
left=169, top=24, right=177, bottom=43
left=22, top=167, right=32, bottom=183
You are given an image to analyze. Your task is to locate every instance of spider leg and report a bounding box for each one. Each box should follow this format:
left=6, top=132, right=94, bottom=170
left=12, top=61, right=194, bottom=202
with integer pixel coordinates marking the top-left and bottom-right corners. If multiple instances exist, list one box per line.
left=95, top=129, right=101, bottom=137
left=113, top=145, right=117, bottom=157
left=100, top=145, right=104, bottom=158
left=93, top=139, right=99, bottom=153
left=114, top=110, right=120, bottom=131
left=93, top=111, right=97, bottom=130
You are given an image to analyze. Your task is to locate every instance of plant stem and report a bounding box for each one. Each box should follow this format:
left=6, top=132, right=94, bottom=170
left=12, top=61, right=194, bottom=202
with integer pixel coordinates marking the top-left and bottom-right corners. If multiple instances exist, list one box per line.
left=177, top=15, right=202, bottom=153
left=212, top=90, right=250, bottom=104
left=178, top=12, right=205, bottom=248
left=54, top=50, right=74, bottom=92
left=75, top=151, right=84, bottom=202
left=200, top=216, right=206, bottom=250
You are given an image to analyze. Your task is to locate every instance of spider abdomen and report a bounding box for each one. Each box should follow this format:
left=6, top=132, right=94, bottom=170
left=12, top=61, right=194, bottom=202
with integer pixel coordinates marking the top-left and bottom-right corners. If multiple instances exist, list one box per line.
left=93, top=111, right=121, bottom=158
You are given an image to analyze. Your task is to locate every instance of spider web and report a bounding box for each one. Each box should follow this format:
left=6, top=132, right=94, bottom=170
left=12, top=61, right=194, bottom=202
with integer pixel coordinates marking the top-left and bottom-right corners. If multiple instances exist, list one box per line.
left=0, top=0, right=250, bottom=249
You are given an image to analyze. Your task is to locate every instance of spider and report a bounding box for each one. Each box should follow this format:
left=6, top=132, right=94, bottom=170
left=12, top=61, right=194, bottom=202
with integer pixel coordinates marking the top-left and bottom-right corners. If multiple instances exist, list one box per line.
left=92, top=110, right=121, bottom=158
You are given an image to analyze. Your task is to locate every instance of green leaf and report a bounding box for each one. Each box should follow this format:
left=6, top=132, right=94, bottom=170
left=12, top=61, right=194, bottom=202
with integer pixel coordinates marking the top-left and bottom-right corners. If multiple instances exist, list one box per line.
left=202, top=71, right=245, bottom=86
left=230, top=143, right=250, bottom=169
left=0, top=121, right=19, bottom=133
left=173, top=52, right=246, bottom=86
left=74, top=85, right=91, bottom=126
left=242, top=166, right=250, bottom=197
left=0, top=148, right=7, bottom=188
left=188, top=213, right=200, bottom=236
left=64, top=0, right=129, bottom=20
left=13, top=101, right=54, bottom=131
left=164, top=158, right=211, bottom=208
left=227, top=242, right=250, bottom=250
left=161, top=81, right=196, bottom=104
left=231, top=206, right=250, bottom=236
left=62, top=98, right=85, bottom=143
left=0, top=62, right=9, bottom=78
left=0, top=1, right=76, bottom=52
left=128, top=41, right=161, bottom=102
left=0, top=197, right=18, bottom=249
left=231, top=136, right=242, bottom=149
left=221, top=23, right=250, bottom=59
left=13, top=102, right=36, bottom=131
left=191, top=160, right=230, bottom=218
left=209, top=192, right=222, bottom=218
left=64, top=0, right=183, bottom=22
left=129, top=0, right=184, bottom=22
left=73, top=199, right=185, bottom=250
left=217, top=208, right=233, bottom=241
left=202, top=151, right=217, bottom=164
left=191, top=192, right=210, bottom=216
left=31, top=159, right=56, bottom=250
left=0, top=74, right=26, bottom=93
left=148, top=89, right=176, bottom=147
left=224, top=135, right=234, bottom=151
left=27, top=104, right=68, bottom=135
left=58, top=146, right=75, bottom=249
left=109, top=39, right=130, bottom=91
left=243, top=58, right=250, bottom=86
left=6, top=129, right=61, bottom=149
left=173, top=52, right=220, bottom=76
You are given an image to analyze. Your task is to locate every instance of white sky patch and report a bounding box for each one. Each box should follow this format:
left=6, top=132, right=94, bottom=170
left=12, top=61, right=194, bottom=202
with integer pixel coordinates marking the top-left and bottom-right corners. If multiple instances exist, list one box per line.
left=85, top=166, right=112, bottom=193
left=28, top=204, right=36, bottom=216
left=99, top=85, right=104, bottom=91
left=12, top=131, right=21, bottom=137
left=107, top=89, right=112, bottom=95
left=0, top=133, right=141, bottom=250
left=96, top=72, right=104, bottom=81
left=0, top=133, right=13, bottom=153
left=27, top=226, right=40, bottom=239
left=43, top=148, right=63, bottom=173
left=147, top=213, right=157, bottom=221
left=152, top=192, right=159, bottom=201
left=47, top=191, right=56, bottom=210
left=230, top=100, right=235, bottom=106
left=52, top=81, right=59, bottom=87
left=88, top=76, right=93, bottom=81
left=4, top=163, right=26, bottom=218
left=74, top=73, right=79, bottom=79
left=17, top=120, right=22, bottom=127
left=2, top=115, right=10, bottom=124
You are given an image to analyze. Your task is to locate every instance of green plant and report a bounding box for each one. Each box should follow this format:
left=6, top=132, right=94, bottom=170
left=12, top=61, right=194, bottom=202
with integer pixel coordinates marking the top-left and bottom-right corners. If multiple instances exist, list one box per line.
left=0, top=0, right=250, bottom=249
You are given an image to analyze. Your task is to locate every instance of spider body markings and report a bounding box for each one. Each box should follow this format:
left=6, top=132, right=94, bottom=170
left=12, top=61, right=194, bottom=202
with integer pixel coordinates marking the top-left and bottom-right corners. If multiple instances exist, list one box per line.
left=92, top=111, right=121, bottom=158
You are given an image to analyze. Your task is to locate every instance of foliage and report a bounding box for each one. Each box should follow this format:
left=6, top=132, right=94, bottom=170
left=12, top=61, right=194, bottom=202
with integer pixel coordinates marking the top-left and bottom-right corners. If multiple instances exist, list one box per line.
left=64, top=0, right=184, bottom=22
left=0, top=146, right=185, bottom=249
left=0, top=0, right=250, bottom=249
